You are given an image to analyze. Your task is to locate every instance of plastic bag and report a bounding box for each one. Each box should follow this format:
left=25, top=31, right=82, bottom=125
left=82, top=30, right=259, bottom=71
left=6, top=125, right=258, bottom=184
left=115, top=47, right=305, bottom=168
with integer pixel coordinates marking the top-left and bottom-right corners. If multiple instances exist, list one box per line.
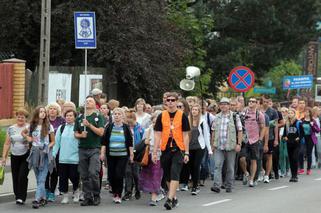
left=0, top=166, right=4, bottom=185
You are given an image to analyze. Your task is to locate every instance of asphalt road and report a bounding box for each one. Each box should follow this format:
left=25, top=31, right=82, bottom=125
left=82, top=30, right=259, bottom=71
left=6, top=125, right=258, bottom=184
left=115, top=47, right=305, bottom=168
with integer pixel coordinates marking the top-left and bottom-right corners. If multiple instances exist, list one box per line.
left=1, top=170, right=321, bottom=213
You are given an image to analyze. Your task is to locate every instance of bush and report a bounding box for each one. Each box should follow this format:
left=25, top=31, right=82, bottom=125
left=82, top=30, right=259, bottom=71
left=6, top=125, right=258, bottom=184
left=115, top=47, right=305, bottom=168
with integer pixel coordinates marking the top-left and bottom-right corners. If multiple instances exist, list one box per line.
left=0, top=129, right=6, bottom=157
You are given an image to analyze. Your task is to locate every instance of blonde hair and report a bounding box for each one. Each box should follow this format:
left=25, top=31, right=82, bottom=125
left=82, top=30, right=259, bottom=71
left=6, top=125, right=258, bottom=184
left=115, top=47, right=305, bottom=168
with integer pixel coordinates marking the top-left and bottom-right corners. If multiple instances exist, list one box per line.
left=312, top=106, right=319, bottom=117
left=63, top=101, right=76, bottom=111
left=113, top=107, right=125, bottom=120
left=46, top=102, right=62, bottom=116
left=15, top=108, right=29, bottom=118
left=108, top=99, right=120, bottom=110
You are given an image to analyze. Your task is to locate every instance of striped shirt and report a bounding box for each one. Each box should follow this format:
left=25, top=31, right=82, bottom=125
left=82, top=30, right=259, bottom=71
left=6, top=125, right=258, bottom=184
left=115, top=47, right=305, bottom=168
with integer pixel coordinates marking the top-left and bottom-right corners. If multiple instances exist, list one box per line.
left=109, top=125, right=127, bottom=156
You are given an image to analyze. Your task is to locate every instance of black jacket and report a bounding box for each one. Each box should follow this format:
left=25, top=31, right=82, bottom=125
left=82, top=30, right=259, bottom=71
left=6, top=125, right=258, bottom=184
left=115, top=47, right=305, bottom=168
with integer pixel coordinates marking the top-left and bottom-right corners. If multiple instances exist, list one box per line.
left=101, top=123, right=133, bottom=157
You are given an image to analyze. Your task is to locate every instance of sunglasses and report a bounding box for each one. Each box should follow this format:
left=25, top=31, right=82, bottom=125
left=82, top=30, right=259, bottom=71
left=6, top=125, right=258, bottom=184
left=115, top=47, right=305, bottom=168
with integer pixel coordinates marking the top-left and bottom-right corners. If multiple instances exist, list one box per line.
left=177, top=105, right=184, bottom=108
left=249, top=100, right=257, bottom=103
left=166, top=99, right=176, bottom=102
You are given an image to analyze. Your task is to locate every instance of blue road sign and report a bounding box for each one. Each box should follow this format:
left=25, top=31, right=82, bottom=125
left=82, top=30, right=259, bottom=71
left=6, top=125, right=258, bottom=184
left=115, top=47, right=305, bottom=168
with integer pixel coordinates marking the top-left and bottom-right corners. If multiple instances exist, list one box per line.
left=253, top=87, right=276, bottom=94
left=282, top=75, right=313, bottom=90
left=228, top=66, right=255, bottom=92
left=74, top=12, right=96, bottom=49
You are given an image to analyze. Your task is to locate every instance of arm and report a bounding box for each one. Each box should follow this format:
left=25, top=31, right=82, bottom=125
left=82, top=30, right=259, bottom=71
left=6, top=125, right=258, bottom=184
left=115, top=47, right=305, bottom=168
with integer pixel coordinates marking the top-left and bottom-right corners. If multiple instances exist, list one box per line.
left=183, top=132, right=190, bottom=154
left=48, top=132, right=55, bottom=148
left=52, top=126, right=61, bottom=157
left=87, top=124, right=104, bottom=137
left=152, top=131, right=161, bottom=163
left=1, top=133, right=11, bottom=165
left=312, top=120, right=320, bottom=133
left=203, top=123, right=212, bottom=153
left=274, top=119, right=279, bottom=145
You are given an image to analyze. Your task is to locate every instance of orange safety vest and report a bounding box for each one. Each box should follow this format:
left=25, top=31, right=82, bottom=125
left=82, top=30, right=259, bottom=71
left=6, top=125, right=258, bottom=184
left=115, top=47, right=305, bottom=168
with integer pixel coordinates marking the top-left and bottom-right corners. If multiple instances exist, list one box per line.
left=161, top=110, right=185, bottom=151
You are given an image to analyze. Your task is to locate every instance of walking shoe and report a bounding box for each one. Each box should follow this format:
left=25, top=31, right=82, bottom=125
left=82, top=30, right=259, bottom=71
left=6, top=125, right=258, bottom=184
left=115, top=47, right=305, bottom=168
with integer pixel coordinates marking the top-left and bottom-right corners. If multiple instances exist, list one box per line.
left=263, top=175, right=270, bottom=183
left=243, top=173, right=249, bottom=185
left=93, top=196, right=101, bottom=206
left=180, top=184, right=188, bottom=191
left=32, top=200, right=40, bottom=209
left=249, top=180, right=254, bottom=187
left=47, top=192, right=56, bottom=202
left=73, top=190, right=80, bottom=203
left=122, top=192, right=132, bottom=201
left=164, top=198, right=173, bottom=210
left=293, top=177, right=299, bottom=182
left=79, top=192, right=84, bottom=201
left=156, top=192, right=165, bottom=202
left=225, top=188, right=232, bottom=193
left=61, top=193, right=69, bottom=204
left=191, top=188, right=200, bottom=195
left=298, top=169, right=304, bottom=175
left=221, top=185, right=226, bottom=189
left=172, top=198, right=179, bottom=208
left=149, top=200, right=157, bottom=206
left=289, top=177, right=295, bottom=182
left=39, top=199, right=47, bottom=207
left=80, top=198, right=93, bottom=206
left=16, top=199, right=24, bottom=205
left=210, top=186, right=220, bottom=193
left=253, top=180, right=258, bottom=186
left=135, top=191, right=141, bottom=200
left=318, top=162, right=321, bottom=169
left=307, top=170, right=312, bottom=175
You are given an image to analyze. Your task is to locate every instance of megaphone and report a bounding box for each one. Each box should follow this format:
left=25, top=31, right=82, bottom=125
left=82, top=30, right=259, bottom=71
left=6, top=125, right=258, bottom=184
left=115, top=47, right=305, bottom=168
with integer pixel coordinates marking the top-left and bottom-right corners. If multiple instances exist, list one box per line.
left=180, top=79, right=195, bottom=91
left=186, top=66, right=201, bottom=79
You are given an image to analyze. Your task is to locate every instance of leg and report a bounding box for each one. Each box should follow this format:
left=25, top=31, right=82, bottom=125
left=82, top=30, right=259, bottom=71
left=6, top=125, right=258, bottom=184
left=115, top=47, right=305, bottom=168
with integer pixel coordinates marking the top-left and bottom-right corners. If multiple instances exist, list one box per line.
left=213, top=149, right=224, bottom=188
left=10, top=154, right=20, bottom=200
left=168, top=151, right=184, bottom=199
left=58, top=164, right=69, bottom=193
left=78, top=149, right=91, bottom=200
left=17, top=153, right=29, bottom=201
left=124, top=162, right=133, bottom=194
left=88, top=149, right=101, bottom=198
left=225, top=151, right=236, bottom=190
left=191, top=149, right=205, bottom=188
left=114, top=157, right=128, bottom=197
left=298, top=142, right=305, bottom=170
left=273, top=145, right=280, bottom=178
left=69, top=164, right=80, bottom=192
left=306, top=137, right=314, bottom=171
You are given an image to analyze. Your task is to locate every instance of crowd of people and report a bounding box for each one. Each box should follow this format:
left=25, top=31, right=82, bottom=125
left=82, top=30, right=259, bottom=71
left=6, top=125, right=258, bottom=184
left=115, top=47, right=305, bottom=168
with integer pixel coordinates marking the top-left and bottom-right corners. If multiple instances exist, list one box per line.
left=1, top=89, right=321, bottom=210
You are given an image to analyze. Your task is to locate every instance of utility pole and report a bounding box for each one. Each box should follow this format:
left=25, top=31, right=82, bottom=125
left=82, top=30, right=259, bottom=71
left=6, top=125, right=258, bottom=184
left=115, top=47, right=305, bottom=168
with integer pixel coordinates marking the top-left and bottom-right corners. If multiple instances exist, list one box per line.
left=37, top=0, right=51, bottom=104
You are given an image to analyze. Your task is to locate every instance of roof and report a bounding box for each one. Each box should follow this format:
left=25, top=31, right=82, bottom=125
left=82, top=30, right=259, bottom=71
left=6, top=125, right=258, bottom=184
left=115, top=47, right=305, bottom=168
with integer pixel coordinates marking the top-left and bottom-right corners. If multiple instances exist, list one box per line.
left=0, top=51, right=16, bottom=61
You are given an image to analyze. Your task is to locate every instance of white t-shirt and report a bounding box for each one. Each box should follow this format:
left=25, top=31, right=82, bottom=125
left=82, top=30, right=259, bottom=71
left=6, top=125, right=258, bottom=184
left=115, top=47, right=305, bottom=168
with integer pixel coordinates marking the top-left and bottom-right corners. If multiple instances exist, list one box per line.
left=30, top=124, right=54, bottom=147
left=136, top=113, right=151, bottom=129
left=7, top=124, right=29, bottom=156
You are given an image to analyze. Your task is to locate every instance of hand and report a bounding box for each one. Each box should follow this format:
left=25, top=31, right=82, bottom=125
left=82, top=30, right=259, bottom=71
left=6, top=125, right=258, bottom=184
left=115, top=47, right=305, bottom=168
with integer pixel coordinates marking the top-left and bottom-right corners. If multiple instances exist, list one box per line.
left=295, top=137, right=300, bottom=142
left=235, top=144, right=241, bottom=152
left=212, top=146, right=216, bottom=153
left=263, top=145, right=269, bottom=153
left=130, top=153, right=134, bottom=163
left=100, top=153, right=106, bottom=161
left=283, top=137, right=288, bottom=141
left=183, top=155, right=189, bottom=164
left=21, top=129, right=28, bottom=138
left=208, top=150, right=213, bottom=155
left=1, top=158, right=6, bottom=166
left=82, top=119, right=90, bottom=127
left=81, top=131, right=88, bottom=138
left=274, top=140, right=278, bottom=147
left=48, top=143, right=54, bottom=149
left=144, top=139, right=150, bottom=145
left=310, top=122, right=314, bottom=126
left=152, top=152, right=158, bottom=164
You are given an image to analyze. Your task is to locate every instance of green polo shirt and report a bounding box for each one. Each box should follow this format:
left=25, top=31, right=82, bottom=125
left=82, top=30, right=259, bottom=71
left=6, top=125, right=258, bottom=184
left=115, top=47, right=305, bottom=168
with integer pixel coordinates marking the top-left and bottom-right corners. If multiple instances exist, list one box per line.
left=74, top=112, right=104, bottom=149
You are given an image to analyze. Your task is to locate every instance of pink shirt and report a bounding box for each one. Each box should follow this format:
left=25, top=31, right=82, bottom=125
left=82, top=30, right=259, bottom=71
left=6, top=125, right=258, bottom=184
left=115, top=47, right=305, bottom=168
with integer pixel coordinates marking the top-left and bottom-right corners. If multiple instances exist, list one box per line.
left=244, top=109, right=265, bottom=144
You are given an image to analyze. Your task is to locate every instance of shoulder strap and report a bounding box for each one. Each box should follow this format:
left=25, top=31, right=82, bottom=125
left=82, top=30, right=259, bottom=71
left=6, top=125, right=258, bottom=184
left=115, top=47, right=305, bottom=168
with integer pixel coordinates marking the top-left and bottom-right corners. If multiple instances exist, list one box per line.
left=296, top=120, right=301, bottom=136
left=60, top=124, right=66, bottom=134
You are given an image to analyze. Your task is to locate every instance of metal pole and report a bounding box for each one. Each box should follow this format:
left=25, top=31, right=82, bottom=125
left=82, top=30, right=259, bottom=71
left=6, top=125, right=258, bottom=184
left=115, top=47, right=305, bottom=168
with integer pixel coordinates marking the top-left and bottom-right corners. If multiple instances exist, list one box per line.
left=84, top=48, right=87, bottom=132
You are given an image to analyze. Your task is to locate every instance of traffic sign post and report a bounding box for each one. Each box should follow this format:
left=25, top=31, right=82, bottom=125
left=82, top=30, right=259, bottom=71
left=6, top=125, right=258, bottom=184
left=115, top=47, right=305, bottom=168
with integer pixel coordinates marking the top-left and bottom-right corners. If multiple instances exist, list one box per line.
left=74, top=11, right=97, bottom=131
left=228, top=66, right=255, bottom=93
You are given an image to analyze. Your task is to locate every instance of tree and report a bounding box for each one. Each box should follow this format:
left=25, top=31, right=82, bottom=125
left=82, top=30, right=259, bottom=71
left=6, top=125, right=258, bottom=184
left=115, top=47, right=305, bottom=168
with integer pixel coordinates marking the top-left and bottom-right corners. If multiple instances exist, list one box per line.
left=206, top=0, right=321, bottom=95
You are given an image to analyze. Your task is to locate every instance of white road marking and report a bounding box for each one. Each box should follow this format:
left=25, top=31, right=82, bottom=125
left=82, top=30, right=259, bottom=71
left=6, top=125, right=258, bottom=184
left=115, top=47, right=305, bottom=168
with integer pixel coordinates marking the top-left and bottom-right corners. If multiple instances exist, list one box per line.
left=268, top=186, right=289, bottom=191
left=314, top=178, right=321, bottom=181
left=202, top=199, right=232, bottom=207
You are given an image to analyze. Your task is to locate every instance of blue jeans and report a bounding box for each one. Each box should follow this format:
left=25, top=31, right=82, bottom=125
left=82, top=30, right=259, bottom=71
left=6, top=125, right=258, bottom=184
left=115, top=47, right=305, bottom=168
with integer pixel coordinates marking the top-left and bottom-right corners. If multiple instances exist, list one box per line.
left=34, top=156, right=48, bottom=201
left=213, top=149, right=236, bottom=189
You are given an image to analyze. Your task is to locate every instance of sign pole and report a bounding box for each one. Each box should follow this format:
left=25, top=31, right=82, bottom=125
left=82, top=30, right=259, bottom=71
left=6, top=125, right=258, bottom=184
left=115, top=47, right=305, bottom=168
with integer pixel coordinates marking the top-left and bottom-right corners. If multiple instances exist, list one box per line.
left=84, top=48, right=88, bottom=131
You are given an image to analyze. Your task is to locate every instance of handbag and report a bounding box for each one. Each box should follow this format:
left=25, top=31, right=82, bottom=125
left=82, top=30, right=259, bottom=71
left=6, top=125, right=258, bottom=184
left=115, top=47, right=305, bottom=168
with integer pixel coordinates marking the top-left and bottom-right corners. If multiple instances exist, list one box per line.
left=141, top=145, right=150, bottom=166
left=0, top=165, right=4, bottom=185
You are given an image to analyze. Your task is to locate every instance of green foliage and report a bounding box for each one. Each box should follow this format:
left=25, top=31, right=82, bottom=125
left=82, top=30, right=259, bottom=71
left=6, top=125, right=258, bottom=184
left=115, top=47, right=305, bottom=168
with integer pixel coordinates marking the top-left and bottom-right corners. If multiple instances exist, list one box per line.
left=0, top=129, right=6, bottom=157
left=263, top=60, right=303, bottom=100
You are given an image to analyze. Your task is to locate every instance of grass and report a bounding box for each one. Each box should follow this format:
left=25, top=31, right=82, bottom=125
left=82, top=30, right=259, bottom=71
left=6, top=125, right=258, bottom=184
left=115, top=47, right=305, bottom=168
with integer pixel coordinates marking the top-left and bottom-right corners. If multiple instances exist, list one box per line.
left=0, top=129, right=6, bottom=157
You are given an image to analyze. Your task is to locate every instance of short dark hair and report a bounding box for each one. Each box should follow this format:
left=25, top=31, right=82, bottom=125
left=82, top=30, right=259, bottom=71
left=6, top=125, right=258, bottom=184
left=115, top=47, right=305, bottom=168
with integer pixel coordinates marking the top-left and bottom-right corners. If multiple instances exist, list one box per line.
left=64, top=109, right=77, bottom=118
left=166, top=92, right=179, bottom=100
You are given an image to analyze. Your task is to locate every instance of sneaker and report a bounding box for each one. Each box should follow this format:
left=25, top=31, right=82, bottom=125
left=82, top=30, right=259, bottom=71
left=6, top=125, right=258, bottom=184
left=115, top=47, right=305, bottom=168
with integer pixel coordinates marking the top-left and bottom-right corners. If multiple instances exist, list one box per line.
left=263, top=175, right=270, bottom=183
left=164, top=198, right=173, bottom=210
left=149, top=200, right=157, bottom=206
left=293, top=177, right=299, bottom=182
left=253, top=180, right=258, bottom=186
left=73, top=190, right=80, bottom=203
left=318, top=162, right=321, bottom=169
left=79, top=192, right=84, bottom=201
left=16, top=199, right=24, bottom=205
left=39, top=199, right=47, bottom=207
left=225, top=188, right=232, bottom=193
left=80, top=198, right=93, bottom=206
left=61, top=193, right=69, bottom=204
left=180, top=184, right=188, bottom=191
left=172, top=198, right=179, bottom=208
left=32, top=200, right=40, bottom=209
left=47, top=192, right=56, bottom=202
left=307, top=170, right=312, bottom=175
left=93, top=196, right=101, bottom=206
left=156, top=193, right=165, bottom=202
left=221, top=185, right=226, bottom=189
left=191, top=188, right=199, bottom=195
left=122, top=192, right=132, bottom=201
left=243, top=173, right=249, bottom=185
left=289, top=177, right=295, bottom=182
left=249, top=180, right=254, bottom=187
left=210, top=186, right=220, bottom=193
left=115, top=197, right=122, bottom=204
left=298, top=169, right=304, bottom=175
left=135, top=191, right=141, bottom=200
